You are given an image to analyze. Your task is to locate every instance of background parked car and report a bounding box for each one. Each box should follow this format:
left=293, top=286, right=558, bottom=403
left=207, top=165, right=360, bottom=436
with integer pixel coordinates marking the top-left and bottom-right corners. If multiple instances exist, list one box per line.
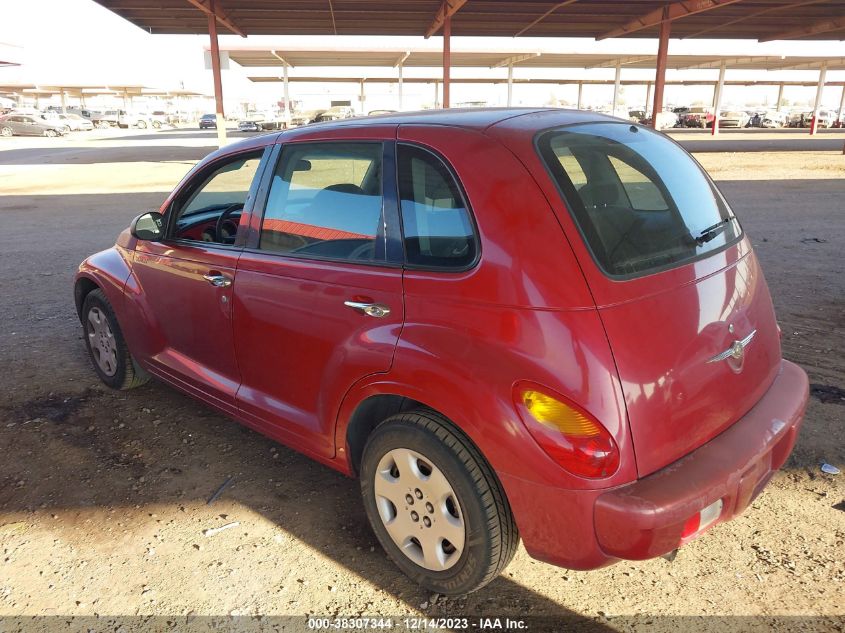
left=761, top=111, right=788, bottom=128
left=199, top=113, right=217, bottom=129
left=312, top=105, right=355, bottom=123
left=717, top=111, right=750, bottom=128
left=237, top=119, right=263, bottom=132
left=677, top=106, right=713, bottom=128
left=44, top=112, right=94, bottom=131
left=0, top=113, right=66, bottom=137
left=118, top=111, right=166, bottom=129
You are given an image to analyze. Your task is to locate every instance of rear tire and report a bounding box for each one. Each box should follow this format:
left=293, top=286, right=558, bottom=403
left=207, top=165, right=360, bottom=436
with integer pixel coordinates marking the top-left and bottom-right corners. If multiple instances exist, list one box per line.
left=136, top=120, right=147, bottom=129
left=360, top=409, right=518, bottom=595
left=0, top=126, right=12, bottom=137
left=81, top=289, right=149, bottom=390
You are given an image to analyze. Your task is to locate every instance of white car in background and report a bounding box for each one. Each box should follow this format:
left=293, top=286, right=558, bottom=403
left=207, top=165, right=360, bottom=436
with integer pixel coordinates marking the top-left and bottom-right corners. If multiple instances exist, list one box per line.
left=717, top=110, right=750, bottom=128
left=45, top=113, right=94, bottom=131
left=761, top=111, right=788, bottom=128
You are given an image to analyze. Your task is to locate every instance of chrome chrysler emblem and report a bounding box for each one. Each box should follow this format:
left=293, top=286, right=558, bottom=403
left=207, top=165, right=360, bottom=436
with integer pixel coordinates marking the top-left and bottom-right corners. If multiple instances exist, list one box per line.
left=707, top=329, right=757, bottom=364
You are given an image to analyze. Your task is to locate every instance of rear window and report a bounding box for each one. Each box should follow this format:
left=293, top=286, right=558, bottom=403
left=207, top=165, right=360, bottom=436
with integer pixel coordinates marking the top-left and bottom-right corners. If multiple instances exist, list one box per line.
left=538, top=122, right=741, bottom=277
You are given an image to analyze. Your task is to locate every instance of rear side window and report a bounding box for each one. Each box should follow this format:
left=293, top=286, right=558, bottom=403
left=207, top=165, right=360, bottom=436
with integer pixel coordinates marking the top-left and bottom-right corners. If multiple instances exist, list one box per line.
left=538, top=123, right=741, bottom=277
left=398, top=145, right=476, bottom=269
left=259, top=142, right=384, bottom=262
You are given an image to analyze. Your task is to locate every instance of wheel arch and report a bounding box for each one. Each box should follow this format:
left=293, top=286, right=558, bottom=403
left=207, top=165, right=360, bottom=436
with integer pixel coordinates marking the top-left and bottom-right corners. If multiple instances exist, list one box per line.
left=73, top=275, right=101, bottom=322
left=337, top=380, right=496, bottom=481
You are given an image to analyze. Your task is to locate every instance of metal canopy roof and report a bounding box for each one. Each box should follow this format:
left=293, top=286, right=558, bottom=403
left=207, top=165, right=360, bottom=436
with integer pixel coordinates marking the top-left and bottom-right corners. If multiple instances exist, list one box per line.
left=247, top=75, right=845, bottom=86
left=0, top=83, right=207, bottom=97
left=226, top=47, right=845, bottom=71
left=92, top=1, right=845, bottom=41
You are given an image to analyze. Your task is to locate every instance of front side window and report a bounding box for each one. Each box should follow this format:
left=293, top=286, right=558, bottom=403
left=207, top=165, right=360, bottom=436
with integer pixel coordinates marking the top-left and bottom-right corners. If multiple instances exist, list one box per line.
left=171, top=150, right=263, bottom=244
left=538, top=122, right=741, bottom=277
left=397, top=145, right=476, bottom=269
left=259, top=142, right=384, bottom=262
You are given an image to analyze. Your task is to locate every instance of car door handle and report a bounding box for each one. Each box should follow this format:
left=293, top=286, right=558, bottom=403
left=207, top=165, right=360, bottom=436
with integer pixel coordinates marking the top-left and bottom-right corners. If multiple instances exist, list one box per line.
left=203, top=272, right=232, bottom=287
left=344, top=300, right=391, bottom=318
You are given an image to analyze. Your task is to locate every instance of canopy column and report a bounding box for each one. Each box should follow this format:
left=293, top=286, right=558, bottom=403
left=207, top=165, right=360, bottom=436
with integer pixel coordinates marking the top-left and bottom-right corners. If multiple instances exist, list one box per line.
left=442, top=14, right=451, bottom=108
left=711, top=61, right=726, bottom=136
left=645, top=82, right=652, bottom=117
left=282, top=63, right=290, bottom=127
left=207, top=0, right=227, bottom=146
left=398, top=63, right=403, bottom=110
left=576, top=82, right=583, bottom=110
left=776, top=83, right=784, bottom=112
left=651, top=8, right=671, bottom=129
left=612, top=60, right=621, bottom=116
left=837, top=84, right=845, bottom=128
left=809, top=63, right=826, bottom=135
left=507, top=63, right=514, bottom=107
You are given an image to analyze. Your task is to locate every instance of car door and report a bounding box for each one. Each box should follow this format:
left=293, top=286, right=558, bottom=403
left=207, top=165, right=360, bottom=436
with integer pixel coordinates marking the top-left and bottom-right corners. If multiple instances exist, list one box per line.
left=18, top=117, right=39, bottom=136
left=130, top=147, right=271, bottom=411
left=232, top=131, right=404, bottom=457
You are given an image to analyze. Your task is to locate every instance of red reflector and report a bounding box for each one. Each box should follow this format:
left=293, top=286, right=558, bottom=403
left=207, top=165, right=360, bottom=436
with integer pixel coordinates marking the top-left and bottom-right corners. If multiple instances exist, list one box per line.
left=681, top=512, right=700, bottom=539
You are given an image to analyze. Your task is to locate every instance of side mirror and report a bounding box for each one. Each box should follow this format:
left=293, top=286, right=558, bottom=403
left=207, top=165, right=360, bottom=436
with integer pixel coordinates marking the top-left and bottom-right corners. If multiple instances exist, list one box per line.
left=130, top=211, right=164, bottom=241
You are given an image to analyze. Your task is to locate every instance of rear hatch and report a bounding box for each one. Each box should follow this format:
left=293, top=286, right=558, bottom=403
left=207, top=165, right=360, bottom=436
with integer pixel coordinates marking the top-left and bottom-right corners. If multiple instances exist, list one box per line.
left=536, top=122, right=782, bottom=476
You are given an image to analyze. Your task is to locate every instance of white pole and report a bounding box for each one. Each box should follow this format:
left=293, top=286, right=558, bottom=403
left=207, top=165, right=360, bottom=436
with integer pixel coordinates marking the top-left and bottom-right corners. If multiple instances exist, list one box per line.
left=612, top=60, right=621, bottom=116
left=711, top=61, right=726, bottom=136
left=398, top=63, right=404, bottom=110
left=776, top=83, right=784, bottom=112
left=360, top=80, right=366, bottom=115
left=837, top=85, right=845, bottom=127
left=810, top=63, right=827, bottom=135
left=576, top=82, right=583, bottom=110
left=645, top=82, right=652, bottom=117
left=283, top=64, right=291, bottom=126
left=507, top=63, right=514, bottom=107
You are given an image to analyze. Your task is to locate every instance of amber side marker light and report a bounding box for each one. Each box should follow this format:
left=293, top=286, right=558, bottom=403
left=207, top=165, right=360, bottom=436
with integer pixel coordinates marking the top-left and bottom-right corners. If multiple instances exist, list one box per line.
left=517, top=388, right=620, bottom=478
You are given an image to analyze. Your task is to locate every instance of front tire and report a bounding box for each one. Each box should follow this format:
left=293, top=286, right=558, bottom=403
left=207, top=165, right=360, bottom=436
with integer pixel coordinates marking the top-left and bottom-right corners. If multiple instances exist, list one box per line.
left=360, top=410, right=518, bottom=595
left=81, top=289, right=149, bottom=390
left=136, top=120, right=147, bottom=129
left=44, top=129, right=57, bottom=137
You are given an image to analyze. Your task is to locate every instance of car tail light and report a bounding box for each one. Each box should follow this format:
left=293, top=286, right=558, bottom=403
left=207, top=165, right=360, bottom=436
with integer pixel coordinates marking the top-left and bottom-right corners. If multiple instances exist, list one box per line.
left=515, top=386, right=619, bottom=478
left=681, top=499, right=724, bottom=540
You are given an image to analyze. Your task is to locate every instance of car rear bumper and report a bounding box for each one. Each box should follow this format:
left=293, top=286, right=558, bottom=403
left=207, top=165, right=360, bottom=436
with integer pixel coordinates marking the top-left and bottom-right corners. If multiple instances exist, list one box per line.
left=500, top=360, right=808, bottom=570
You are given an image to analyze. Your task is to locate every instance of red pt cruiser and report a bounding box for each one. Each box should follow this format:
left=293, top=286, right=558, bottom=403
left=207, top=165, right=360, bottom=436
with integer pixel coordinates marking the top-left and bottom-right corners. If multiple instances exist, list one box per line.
left=74, top=109, right=808, bottom=595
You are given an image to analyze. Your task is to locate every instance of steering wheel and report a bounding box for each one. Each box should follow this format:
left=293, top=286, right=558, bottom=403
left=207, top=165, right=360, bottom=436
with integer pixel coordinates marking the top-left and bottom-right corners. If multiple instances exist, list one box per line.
left=215, top=203, right=243, bottom=244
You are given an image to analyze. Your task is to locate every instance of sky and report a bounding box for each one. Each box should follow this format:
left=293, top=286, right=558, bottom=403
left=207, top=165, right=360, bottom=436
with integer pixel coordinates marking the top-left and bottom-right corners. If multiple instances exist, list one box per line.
left=1, top=0, right=844, bottom=113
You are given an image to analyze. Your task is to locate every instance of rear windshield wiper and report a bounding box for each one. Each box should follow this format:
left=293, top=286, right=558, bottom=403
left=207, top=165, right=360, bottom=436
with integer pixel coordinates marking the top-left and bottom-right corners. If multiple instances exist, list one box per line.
left=695, top=216, right=736, bottom=245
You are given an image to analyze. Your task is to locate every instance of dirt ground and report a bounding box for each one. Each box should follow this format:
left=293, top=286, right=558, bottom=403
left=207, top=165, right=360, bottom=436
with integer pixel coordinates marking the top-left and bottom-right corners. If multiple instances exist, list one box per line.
left=0, top=128, right=843, bottom=632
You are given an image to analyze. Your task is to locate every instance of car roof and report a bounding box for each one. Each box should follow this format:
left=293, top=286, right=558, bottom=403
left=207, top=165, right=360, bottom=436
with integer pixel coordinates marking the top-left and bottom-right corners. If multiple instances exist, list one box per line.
left=210, top=107, right=619, bottom=162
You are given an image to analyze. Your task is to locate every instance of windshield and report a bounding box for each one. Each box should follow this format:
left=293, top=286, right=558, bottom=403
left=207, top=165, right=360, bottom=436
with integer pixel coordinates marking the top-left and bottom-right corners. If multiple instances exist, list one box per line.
left=537, top=122, right=741, bottom=277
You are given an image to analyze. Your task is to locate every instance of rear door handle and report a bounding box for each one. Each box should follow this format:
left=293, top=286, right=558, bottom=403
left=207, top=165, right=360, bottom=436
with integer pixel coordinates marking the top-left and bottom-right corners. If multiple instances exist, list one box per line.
left=344, top=300, right=391, bottom=318
left=203, top=272, right=232, bottom=287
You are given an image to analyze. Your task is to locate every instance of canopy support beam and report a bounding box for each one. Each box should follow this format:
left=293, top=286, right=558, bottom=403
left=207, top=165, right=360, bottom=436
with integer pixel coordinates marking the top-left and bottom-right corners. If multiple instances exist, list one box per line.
left=442, top=13, right=451, bottom=108
left=711, top=61, right=726, bottom=135
left=612, top=60, right=621, bottom=115
left=810, top=63, right=826, bottom=135
left=651, top=9, right=670, bottom=130
left=207, top=0, right=227, bottom=146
